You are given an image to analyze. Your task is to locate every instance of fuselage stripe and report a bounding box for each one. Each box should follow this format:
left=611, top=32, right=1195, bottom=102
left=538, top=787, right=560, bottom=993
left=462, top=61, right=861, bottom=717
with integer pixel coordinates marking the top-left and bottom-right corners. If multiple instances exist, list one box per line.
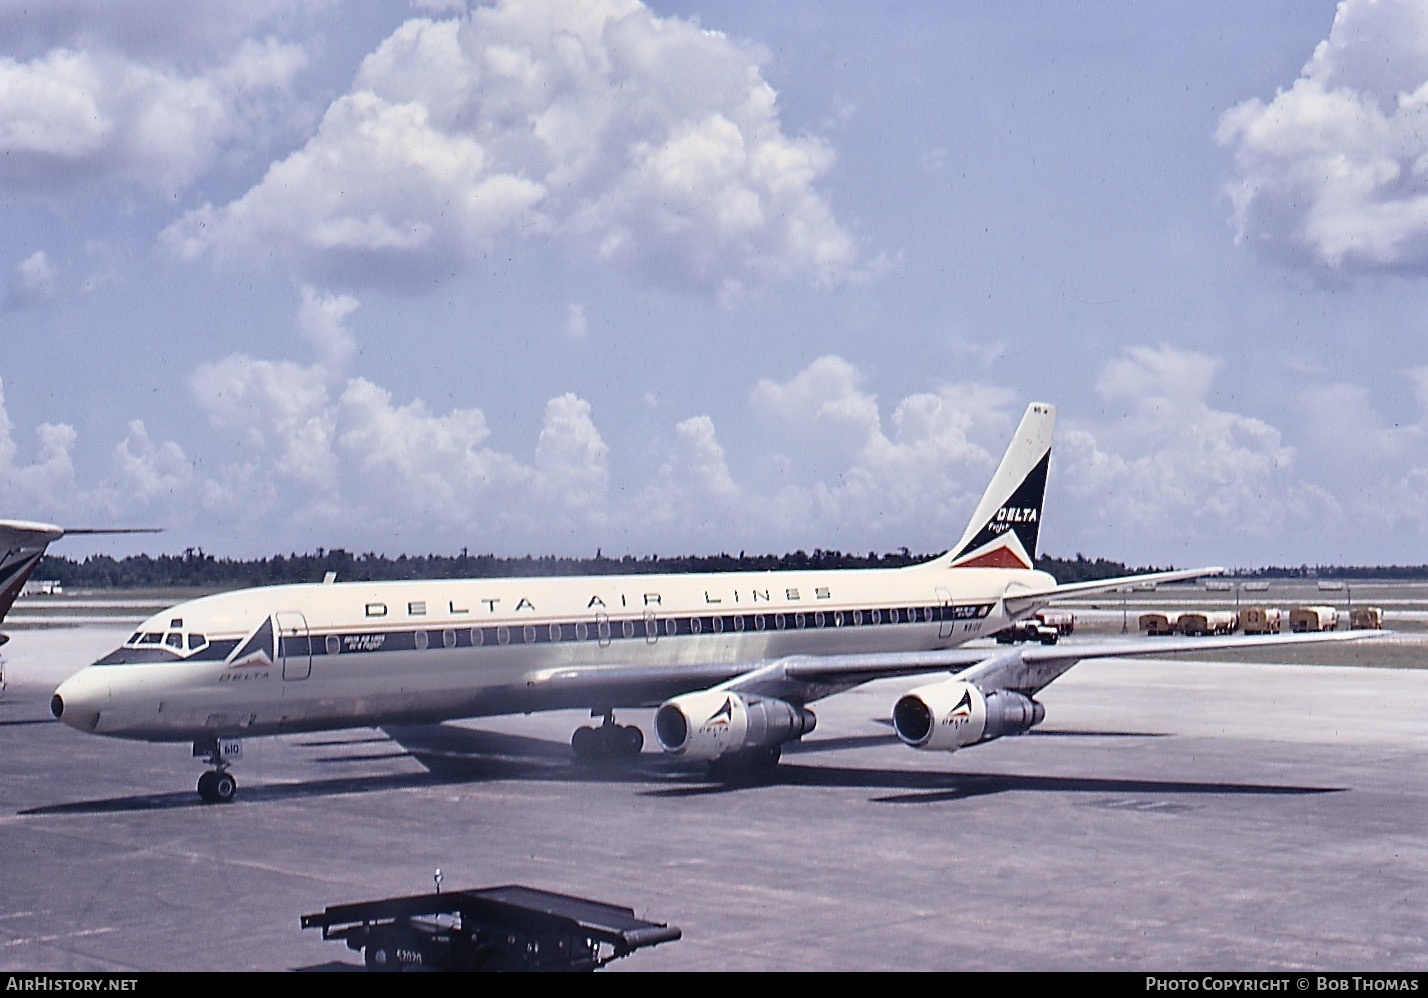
left=106, top=602, right=998, bottom=665
left=283, top=603, right=994, bottom=659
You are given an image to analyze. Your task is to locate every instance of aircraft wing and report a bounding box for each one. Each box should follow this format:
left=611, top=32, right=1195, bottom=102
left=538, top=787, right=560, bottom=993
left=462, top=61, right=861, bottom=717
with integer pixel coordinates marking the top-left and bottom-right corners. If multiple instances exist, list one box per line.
left=521, top=628, right=1380, bottom=708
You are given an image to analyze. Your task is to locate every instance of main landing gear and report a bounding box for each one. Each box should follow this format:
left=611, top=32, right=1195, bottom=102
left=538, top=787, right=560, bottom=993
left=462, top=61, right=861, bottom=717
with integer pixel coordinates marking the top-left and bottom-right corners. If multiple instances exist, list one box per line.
left=193, top=737, right=239, bottom=804
left=570, top=710, right=643, bottom=762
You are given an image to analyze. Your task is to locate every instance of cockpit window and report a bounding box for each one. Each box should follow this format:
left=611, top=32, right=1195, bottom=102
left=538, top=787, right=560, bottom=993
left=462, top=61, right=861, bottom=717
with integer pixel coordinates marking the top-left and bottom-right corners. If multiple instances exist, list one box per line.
left=122, top=628, right=208, bottom=657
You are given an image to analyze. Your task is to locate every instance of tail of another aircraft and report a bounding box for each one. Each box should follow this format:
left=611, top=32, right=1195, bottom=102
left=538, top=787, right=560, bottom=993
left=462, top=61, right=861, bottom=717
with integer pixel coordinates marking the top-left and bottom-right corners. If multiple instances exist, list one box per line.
left=923, top=402, right=1054, bottom=571
left=0, top=521, right=64, bottom=639
left=0, top=522, right=161, bottom=643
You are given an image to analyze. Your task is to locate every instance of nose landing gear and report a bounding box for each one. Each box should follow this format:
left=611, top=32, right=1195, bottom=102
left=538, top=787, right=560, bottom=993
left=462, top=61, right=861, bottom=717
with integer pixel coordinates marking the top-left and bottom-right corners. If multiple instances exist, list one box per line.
left=193, top=737, right=240, bottom=803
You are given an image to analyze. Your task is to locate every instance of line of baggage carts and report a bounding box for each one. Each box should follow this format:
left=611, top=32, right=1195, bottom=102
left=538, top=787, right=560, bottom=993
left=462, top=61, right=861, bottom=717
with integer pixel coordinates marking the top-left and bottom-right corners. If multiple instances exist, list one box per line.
left=1139, top=604, right=1383, bottom=636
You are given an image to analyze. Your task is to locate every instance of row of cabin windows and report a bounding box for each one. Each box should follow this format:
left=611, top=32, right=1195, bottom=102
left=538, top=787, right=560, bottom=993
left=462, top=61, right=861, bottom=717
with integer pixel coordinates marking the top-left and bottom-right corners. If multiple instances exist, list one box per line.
left=314, top=604, right=974, bottom=655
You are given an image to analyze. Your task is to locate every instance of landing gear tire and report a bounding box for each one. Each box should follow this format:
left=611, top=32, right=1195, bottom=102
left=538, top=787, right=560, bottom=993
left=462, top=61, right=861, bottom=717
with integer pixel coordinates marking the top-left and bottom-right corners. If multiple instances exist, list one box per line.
left=197, top=769, right=237, bottom=804
left=571, top=725, right=599, bottom=759
left=620, top=723, right=644, bottom=755
left=571, top=719, right=643, bottom=762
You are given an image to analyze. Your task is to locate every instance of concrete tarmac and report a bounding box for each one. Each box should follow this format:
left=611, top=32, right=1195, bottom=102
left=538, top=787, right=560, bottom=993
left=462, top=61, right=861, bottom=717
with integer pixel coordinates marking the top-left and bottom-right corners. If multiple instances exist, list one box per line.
left=1, top=622, right=1425, bottom=972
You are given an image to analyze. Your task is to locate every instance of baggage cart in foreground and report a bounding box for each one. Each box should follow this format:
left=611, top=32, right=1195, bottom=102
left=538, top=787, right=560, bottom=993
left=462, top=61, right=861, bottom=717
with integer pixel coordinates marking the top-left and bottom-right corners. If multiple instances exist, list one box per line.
left=301, top=883, right=681, bottom=972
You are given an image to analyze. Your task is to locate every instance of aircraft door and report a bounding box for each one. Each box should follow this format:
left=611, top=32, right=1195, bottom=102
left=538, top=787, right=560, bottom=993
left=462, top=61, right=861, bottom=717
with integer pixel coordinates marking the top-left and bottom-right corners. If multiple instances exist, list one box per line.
left=277, top=611, right=312, bottom=680
left=936, top=588, right=954, bottom=639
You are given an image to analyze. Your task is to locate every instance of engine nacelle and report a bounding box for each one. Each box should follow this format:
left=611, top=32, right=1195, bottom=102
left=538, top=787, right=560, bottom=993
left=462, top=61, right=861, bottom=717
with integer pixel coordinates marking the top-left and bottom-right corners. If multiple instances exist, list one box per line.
left=892, top=679, right=1043, bottom=752
left=654, top=690, right=816, bottom=761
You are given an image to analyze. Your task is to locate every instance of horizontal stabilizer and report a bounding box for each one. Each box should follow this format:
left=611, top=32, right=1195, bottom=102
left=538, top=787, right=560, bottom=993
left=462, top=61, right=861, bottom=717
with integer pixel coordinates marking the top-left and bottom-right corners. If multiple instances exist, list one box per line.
left=1001, top=566, right=1226, bottom=617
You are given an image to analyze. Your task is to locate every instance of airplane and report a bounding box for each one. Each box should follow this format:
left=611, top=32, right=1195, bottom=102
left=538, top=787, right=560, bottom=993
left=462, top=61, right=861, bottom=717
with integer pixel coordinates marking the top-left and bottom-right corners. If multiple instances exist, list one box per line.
left=0, top=520, right=67, bottom=652
left=0, top=521, right=161, bottom=692
left=50, top=403, right=1372, bottom=803
left=1, top=522, right=164, bottom=640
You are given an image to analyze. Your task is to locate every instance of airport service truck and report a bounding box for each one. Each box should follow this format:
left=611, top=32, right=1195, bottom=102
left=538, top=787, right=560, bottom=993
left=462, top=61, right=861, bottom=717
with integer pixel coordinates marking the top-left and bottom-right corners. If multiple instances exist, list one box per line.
left=301, top=884, right=681, bottom=972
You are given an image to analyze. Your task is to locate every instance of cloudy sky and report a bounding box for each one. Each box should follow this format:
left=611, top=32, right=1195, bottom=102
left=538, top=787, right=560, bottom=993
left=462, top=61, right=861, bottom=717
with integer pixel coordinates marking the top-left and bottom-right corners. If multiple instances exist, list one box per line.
left=4, top=0, right=1427, bottom=570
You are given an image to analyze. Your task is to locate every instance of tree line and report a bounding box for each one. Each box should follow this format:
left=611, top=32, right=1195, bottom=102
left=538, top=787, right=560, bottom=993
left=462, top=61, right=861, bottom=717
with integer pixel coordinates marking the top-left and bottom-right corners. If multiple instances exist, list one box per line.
left=35, top=548, right=1171, bottom=589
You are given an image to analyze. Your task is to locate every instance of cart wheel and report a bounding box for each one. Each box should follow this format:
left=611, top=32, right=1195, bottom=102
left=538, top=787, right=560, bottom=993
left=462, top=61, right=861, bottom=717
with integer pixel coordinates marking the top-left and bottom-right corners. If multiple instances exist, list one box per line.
left=365, top=933, right=399, bottom=972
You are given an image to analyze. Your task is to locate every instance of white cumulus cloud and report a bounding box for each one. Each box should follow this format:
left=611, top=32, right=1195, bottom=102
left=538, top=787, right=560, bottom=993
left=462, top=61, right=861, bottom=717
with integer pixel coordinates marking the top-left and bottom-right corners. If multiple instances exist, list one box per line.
left=1218, top=0, right=1428, bottom=271
left=746, top=356, right=1017, bottom=548
left=1055, top=345, right=1337, bottom=563
left=0, top=36, right=308, bottom=197
left=163, top=0, right=859, bottom=298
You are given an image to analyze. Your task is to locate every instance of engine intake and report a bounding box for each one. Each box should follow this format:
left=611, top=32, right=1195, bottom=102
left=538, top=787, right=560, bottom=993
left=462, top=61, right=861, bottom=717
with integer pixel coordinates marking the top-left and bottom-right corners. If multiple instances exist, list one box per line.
left=892, top=679, right=1043, bottom=752
left=655, top=690, right=815, bottom=761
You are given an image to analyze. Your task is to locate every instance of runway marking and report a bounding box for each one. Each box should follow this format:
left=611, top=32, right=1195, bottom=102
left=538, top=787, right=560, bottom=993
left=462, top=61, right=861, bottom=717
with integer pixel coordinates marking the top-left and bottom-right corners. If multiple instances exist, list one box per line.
left=2, top=926, right=121, bottom=947
left=1093, top=798, right=1192, bottom=813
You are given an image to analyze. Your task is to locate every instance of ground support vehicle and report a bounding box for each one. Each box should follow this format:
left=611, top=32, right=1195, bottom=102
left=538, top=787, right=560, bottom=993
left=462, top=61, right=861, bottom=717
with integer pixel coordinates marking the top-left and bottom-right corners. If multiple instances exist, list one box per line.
left=994, top=619, right=1060, bottom=644
left=1035, top=610, right=1076, bottom=635
left=301, top=884, right=681, bottom=972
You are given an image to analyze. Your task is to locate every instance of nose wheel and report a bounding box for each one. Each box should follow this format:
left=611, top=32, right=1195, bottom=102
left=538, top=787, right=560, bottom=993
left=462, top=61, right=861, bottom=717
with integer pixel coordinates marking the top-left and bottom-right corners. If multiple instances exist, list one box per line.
left=193, top=737, right=240, bottom=803
left=197, top=769, right=237, bottom=803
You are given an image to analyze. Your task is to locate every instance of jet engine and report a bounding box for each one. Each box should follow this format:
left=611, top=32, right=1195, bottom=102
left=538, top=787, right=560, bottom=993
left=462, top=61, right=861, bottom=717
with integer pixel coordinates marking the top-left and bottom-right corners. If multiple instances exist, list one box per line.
left=892, top=679, right=1043, bottom=752
left=654, top=689, right=815, bottom=761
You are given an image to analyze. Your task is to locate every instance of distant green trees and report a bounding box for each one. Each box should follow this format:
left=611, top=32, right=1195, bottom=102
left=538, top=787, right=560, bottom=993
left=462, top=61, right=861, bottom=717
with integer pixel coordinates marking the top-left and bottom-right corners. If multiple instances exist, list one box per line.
left=38, top=546, right=1415, bottom=590
left=36, top=547, right=1160, bottom=589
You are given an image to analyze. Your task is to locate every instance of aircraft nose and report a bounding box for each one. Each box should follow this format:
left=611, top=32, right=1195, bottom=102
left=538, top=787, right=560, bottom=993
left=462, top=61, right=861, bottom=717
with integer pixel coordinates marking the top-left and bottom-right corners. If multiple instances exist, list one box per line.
left=51, top=669, right=108, bottom=733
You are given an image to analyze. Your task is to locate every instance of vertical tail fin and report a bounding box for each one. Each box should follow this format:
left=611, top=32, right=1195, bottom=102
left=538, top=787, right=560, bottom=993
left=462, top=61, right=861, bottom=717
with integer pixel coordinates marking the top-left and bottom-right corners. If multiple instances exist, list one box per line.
left=0, top=523, right=161, bottom=636
left=0, top=521, right=64, bottom=628
left=926, top=403, right=1054, bottom=571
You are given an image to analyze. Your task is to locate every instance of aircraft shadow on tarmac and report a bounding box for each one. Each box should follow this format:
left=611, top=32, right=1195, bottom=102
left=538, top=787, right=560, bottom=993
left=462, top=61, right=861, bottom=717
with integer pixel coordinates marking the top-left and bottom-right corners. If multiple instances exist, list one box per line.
left=18, top=720, right=1344, bottom=816
left=0, top=716, right=59, bottom=728
left=800, top=724, right=1169, bottom=756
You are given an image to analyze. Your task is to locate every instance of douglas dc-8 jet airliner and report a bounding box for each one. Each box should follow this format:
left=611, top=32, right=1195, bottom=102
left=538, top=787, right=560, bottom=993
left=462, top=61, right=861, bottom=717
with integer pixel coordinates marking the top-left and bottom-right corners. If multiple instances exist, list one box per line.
left=51, top=403, right=1368, bottom=803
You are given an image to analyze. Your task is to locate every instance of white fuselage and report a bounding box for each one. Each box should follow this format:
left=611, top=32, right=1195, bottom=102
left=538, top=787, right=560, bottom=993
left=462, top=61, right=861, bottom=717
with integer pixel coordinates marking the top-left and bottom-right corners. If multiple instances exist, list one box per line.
left=53, top=564, right=1054, bottom=743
